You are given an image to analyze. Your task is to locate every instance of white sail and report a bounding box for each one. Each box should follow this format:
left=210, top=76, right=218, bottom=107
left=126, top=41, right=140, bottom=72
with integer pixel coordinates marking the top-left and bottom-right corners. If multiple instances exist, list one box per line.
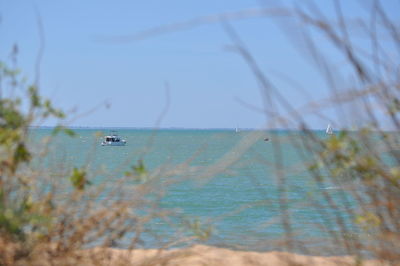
left=326, top=124, right=333, bottom=135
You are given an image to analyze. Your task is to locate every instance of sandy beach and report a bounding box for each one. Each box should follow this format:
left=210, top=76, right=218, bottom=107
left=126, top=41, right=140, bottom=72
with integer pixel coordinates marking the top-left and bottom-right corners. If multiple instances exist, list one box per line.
left=58, top=245, right=389, bottom=266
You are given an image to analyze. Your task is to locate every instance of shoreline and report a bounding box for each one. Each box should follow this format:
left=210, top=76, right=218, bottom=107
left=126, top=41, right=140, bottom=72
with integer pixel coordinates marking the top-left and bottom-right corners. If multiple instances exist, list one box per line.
left=69, top=245, right=388, bottom=266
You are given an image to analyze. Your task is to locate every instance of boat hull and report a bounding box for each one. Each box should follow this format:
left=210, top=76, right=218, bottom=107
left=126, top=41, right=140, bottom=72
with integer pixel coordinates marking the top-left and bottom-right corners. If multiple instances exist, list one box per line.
left=101, top=141, right=126, bottom=146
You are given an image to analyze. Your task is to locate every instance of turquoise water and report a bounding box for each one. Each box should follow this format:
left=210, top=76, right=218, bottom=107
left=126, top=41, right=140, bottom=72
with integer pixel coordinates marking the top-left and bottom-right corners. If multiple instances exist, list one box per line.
left=28, top=128, right=355, bottom=253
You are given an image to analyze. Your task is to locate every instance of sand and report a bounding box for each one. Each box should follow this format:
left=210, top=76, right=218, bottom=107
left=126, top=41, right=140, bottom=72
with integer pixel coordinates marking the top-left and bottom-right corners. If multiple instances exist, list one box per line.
left=72, top=245, right=389, bottom=266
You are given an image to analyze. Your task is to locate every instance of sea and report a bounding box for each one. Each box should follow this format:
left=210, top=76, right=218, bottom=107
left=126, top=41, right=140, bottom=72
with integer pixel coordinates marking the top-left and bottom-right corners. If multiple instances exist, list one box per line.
left=28, top=128, right=358, bottom=254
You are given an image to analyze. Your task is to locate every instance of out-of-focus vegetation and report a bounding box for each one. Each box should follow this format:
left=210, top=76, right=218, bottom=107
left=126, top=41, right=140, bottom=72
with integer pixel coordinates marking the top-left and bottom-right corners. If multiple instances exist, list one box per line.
left=0, top=51, right=211, bottom=265
left=248, top=0, right=400, bottom=263
left=1, top=0, right=399, bottom=265
left=0, top=54, right=70, bottom=263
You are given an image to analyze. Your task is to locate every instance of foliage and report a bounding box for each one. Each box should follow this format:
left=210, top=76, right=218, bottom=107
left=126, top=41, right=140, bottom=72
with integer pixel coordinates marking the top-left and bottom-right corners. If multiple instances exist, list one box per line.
left=0, top=58, right=95, bottom=264
left=1, top=1, right=400, bottom=265
left=279, top=2, right=400, bottom=262
left=70, top=167, right=91, bottom=191
left=0, top=54, right=206, bottom=265
left=0, top=60, right=63, bottom=241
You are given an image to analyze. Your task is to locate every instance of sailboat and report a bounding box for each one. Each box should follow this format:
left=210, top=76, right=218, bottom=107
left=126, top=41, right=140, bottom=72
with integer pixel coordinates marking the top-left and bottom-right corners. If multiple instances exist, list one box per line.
left=326, top=124, right=333, bottom=135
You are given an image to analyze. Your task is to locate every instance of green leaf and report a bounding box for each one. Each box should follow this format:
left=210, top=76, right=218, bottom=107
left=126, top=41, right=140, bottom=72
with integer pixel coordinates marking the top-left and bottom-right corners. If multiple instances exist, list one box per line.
left=63, top=128, right=76, bottom=137
left=13, top=142, right=31, bottom=165
left=52, top=126, right=76, bottom=137
left=70, top=167, right=91, bottom=191
left=132, top=159, right=149, bottom=182
left=28, top=85, right=41, bottom=107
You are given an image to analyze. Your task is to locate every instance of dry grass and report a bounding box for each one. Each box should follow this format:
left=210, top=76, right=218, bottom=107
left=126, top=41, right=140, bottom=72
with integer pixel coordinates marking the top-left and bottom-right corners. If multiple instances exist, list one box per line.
left=1, top=0, right=400, bottom=265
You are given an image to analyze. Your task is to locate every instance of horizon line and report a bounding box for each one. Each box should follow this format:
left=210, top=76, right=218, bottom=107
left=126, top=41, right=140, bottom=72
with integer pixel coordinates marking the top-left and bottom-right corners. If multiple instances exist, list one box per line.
left=29, top=125, right=334, bottom=131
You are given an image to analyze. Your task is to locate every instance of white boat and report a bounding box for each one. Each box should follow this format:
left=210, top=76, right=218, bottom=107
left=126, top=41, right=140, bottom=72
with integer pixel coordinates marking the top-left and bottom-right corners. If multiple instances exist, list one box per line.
left=326, top=124, right=333, bottom=135
left=101, top=131, right=126, bottom=146
left=235, top=125, right=239, bottom=133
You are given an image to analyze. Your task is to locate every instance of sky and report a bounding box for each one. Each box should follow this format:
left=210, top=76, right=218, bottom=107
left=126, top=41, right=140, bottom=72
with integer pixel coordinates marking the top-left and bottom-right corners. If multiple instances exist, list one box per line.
left=1, top=0, right=399, bottom=129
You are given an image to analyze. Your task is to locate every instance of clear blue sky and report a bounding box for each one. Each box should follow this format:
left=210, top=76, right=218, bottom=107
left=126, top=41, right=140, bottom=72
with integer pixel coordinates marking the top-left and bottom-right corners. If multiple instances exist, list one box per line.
left=1, top=0, right=398, bottom=129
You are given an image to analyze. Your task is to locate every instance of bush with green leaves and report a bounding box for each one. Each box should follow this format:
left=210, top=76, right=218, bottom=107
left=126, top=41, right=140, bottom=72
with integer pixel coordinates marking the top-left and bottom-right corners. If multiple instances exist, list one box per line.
left=0, top=56, right=211, bottom=265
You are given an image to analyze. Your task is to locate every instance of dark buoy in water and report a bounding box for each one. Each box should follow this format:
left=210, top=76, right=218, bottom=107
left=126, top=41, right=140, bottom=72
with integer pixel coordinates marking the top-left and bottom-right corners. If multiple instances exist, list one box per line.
left=264, top=138, right=269, bottom=141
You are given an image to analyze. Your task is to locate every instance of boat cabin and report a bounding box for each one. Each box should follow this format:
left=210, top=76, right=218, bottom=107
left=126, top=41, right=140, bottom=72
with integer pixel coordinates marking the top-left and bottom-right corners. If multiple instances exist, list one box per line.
left=101, top=131, right=126, bottom=146
left=105, top=136, right=122, bottom=142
